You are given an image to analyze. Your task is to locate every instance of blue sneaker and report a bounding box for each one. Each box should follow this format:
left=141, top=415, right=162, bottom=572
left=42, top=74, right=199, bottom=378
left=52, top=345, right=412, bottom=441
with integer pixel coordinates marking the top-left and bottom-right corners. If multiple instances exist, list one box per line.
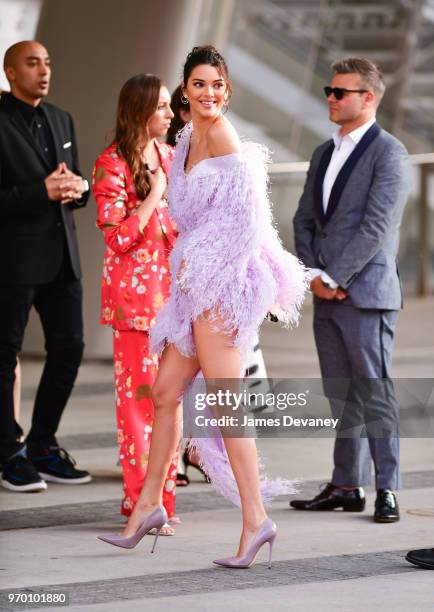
left=29, top=446, right=91, bottom=485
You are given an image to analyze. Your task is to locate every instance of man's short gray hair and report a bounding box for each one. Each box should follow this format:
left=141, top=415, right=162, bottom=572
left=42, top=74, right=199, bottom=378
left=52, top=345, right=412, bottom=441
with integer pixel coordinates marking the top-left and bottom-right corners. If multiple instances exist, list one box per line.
left=332, top=57, right=386, bottom=102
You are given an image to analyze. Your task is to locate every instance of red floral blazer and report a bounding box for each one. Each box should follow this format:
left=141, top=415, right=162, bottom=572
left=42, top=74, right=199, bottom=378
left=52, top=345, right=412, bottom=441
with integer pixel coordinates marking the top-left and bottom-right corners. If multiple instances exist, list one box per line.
left=92, top=140, right=177, bottom=331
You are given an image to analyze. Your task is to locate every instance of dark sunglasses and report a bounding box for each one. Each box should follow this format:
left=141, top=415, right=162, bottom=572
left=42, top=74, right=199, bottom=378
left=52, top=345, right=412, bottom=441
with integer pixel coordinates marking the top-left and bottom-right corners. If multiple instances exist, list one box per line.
left=323, top=86, right=368, bottom=100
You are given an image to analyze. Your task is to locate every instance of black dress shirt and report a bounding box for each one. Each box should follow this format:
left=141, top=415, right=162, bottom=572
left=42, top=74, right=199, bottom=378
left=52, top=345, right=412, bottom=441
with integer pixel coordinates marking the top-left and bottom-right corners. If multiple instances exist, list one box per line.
left=0, top=91, right=89, bottom=283
left=9, top=94, right=57, bottom=170
left=7, top=94, right=74, bottom=278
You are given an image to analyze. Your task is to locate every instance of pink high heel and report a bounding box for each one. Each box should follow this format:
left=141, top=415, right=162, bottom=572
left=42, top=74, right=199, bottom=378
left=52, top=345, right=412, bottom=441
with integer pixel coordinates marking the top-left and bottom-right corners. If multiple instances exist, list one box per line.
left=98, top=505, right=167, bottom=552
left=213, top=517, right=277, bottom=569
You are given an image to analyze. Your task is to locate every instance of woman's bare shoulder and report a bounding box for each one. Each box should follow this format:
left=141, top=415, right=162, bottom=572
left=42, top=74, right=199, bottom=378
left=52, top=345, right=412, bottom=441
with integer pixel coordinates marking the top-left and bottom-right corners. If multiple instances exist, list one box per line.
left=207, top=117, right=241, bottom=157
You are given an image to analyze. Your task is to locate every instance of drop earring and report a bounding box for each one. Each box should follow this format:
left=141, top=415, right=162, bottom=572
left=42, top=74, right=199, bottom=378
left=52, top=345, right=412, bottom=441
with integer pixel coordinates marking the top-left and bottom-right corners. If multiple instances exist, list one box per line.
left=181, top=95, right=189, bottom=105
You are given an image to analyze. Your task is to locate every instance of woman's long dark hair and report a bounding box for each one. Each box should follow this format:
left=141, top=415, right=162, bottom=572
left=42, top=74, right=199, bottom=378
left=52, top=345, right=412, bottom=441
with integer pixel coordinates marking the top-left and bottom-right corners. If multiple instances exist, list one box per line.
left=113, top=73, right=161, bottom=200
left=166, top=85, right=189, bottom=147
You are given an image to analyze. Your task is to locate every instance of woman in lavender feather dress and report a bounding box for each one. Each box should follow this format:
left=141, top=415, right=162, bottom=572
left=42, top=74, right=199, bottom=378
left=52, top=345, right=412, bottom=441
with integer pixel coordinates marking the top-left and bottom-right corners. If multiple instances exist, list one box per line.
left=98, top=46, right=307, bottom=568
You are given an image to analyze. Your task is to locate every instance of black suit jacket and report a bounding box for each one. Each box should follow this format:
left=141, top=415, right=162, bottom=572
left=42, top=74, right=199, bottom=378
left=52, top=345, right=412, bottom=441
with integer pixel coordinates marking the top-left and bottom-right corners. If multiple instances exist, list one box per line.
left=0, top=92, right=89, bottom=284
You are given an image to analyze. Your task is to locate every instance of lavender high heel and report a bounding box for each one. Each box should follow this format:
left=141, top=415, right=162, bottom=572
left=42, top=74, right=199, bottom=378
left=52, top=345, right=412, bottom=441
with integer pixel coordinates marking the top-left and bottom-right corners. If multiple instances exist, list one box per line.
left=98, top=505, right=167, bottom=552
left=213, top=517, right=277, bottom=569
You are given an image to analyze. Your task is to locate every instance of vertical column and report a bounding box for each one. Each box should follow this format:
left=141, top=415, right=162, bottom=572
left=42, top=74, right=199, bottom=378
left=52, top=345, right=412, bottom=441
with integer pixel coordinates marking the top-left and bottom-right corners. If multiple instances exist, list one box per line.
left=23, top=0, right=203, bottom=356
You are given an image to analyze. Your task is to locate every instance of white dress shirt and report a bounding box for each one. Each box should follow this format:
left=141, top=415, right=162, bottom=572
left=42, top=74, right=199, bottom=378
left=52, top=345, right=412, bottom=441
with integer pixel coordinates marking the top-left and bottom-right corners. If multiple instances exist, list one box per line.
left=310, top=116, right=376, bottom=288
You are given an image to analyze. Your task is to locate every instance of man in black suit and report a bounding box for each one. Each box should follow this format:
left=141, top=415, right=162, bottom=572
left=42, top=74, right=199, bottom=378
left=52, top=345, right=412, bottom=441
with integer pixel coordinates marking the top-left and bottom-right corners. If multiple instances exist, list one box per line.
left=0, top=40, right=91, bottom=491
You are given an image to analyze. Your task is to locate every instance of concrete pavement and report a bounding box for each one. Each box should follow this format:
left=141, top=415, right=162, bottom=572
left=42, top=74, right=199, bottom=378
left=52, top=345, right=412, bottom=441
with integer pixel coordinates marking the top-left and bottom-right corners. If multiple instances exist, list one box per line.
left=0, top=298, right=433, bottom=611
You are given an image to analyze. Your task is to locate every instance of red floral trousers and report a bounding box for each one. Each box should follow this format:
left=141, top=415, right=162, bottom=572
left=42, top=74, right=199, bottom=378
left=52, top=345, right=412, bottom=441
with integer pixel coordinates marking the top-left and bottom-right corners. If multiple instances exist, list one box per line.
left=113, top=330, right=177, bottom=518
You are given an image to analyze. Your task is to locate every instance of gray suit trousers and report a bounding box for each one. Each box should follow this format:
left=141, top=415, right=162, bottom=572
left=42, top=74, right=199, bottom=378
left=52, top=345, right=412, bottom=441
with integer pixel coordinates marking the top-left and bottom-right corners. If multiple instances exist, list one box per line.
left=313, top=300, right=401, bottom=490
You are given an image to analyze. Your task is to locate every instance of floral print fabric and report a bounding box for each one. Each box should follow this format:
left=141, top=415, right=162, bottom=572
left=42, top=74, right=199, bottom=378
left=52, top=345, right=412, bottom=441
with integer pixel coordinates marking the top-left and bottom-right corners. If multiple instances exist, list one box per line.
left=92, top=140, right=178, bottom=517
left=93, top=140, right=177, bottom=331
left=113, top=330, right=177, bottom=517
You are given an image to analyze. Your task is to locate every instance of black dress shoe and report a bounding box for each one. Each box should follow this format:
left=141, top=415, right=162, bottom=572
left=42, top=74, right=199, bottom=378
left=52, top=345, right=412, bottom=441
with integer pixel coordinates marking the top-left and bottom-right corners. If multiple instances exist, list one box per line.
left=405, top=548, right=434, bottom=569
left=290, top=483, right=366, bottom=511
left=374, top=489, right=400, bottom=522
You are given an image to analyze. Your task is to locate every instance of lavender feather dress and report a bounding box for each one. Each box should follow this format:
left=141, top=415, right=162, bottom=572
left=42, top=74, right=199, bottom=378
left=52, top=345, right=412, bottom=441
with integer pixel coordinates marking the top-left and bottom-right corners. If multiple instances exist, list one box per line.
left=151, top=122, right=308, bottom=505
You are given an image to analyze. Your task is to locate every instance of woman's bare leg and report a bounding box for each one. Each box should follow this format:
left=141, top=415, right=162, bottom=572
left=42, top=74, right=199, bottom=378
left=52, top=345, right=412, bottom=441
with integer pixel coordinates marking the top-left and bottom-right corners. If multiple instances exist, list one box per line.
left=193, top=316, right=267, bottom=556
left=122, top=345, right=199, bottom=536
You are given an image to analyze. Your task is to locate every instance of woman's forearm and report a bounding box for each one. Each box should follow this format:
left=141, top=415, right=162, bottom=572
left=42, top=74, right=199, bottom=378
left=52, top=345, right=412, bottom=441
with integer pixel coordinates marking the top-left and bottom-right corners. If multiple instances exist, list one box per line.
left=136, top=190, right=162, bottom=232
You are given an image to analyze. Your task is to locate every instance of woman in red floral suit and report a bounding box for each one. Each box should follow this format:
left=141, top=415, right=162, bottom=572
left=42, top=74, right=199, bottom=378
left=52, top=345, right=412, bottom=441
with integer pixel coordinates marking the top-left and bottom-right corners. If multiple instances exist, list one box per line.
left=92, top=74, right=178, bottom=530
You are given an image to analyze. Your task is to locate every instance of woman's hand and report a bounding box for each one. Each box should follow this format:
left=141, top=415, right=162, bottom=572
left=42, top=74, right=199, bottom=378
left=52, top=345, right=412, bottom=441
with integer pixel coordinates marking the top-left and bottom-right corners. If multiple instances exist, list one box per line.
left=147, top=167, right=167, bottom=200
left=136, top=167, right=167, bottom=232
left=177, top=259, right=188, bottom=292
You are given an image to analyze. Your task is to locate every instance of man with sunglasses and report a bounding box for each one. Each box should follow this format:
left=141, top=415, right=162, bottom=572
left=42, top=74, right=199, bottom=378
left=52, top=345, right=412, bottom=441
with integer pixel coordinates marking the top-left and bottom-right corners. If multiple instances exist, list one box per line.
left=293, top=58, right=411, bottom=522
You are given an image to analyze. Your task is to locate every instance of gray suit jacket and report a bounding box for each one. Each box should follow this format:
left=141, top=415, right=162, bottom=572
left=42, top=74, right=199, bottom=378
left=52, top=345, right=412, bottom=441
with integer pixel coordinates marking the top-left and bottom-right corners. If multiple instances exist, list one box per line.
left=293, top=124, right=412, bottom=310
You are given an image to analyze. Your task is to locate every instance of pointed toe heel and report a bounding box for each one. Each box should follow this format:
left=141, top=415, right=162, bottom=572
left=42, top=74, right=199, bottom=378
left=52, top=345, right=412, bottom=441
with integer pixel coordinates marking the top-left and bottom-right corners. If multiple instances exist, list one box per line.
left=213, top=518, right=277, bottom=569
left=97, top=505, right=168, bottom=551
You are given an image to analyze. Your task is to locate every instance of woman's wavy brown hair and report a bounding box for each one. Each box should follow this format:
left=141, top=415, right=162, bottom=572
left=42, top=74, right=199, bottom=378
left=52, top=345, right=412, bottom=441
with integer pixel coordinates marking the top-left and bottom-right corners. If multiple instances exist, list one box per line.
left=166, top=84, right=189, bottom=147
left=113, top=73, right=162, bottom=199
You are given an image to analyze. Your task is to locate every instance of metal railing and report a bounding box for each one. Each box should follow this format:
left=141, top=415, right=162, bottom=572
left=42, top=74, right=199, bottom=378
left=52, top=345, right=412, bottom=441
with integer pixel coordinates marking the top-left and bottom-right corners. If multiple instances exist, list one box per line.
left=269, top=152, right=434, bottom=296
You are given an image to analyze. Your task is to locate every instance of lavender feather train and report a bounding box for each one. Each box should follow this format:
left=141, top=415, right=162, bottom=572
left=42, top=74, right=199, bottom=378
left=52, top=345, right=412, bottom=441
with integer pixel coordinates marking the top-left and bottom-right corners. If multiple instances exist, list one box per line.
left=150, top=122, right=309, bottom=505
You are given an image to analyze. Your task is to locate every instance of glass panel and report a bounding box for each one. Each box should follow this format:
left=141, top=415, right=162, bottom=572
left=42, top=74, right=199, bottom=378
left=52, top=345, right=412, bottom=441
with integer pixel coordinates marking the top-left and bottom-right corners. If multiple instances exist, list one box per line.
left=268, top=159, right=434, bottom=294
left=226, top=0, right=434, bottom=157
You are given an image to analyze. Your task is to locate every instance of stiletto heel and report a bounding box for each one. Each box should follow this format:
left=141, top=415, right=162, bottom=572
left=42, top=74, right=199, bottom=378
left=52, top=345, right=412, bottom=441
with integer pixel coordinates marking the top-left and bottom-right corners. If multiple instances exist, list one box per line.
left=268, top=534, right=276, bottom=569
left=98, top=505, right=168, bottom=550
left=151, top=528, right=161, bottom=553
left=182, top=449, right=210, bottom=482
left=213, top=517, right=277, bottom=569
left=176, top=472, right=190, bottom=486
